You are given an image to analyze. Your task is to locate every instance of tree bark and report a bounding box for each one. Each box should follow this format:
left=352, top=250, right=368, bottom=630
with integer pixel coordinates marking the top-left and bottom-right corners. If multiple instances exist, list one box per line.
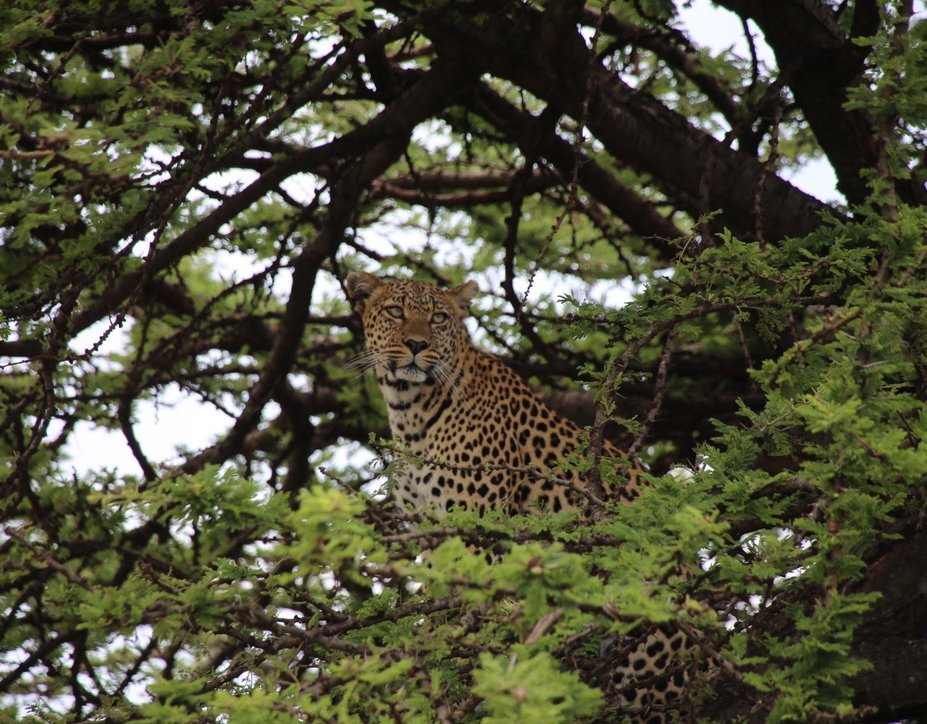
left=425, top=4, right=830, bottom=243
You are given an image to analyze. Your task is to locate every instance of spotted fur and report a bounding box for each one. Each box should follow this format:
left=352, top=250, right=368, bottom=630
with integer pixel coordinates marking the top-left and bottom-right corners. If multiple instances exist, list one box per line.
left=345, top=271, right=695, bottom=720
left=345, top=271, right=640, bottom=515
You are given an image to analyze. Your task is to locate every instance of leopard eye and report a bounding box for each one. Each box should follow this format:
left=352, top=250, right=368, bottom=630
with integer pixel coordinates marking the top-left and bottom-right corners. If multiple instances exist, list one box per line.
left=384, top=305, right=404, bottom=319
left=431, top=311, right=448, bottom=324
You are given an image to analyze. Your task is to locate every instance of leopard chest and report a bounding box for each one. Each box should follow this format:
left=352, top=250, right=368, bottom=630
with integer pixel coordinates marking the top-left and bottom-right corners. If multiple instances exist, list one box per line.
left=379, top=373, right=523, bottom=515
left=376, top=351, right=594, bottom=516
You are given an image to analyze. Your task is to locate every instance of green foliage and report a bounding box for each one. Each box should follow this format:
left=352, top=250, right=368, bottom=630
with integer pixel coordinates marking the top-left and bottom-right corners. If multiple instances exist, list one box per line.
left=474, top=650, right=603, bottom=723
left=762, top=592, right=879, bottom=722
left=2, top=0, right=927, bottom=721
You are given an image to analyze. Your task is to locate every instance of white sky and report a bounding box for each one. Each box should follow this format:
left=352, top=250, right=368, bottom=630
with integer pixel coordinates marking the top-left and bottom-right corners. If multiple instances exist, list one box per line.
left=66, top=1, right=847, bottom=477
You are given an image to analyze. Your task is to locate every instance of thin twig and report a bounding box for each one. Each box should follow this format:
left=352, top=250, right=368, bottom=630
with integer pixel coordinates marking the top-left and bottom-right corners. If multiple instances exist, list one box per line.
left=628, top=326, right=677, bottom=457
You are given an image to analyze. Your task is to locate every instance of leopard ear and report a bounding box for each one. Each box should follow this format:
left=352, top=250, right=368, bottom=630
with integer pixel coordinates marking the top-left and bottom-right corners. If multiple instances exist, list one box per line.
left=346, top=271, right=383, bottom=315
left=447, top=280, right=479, bottom=318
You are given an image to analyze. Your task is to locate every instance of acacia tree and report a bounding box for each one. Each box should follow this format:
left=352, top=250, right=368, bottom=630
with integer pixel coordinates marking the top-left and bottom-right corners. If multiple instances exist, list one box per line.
left=2, top=0, right=926, bottom=720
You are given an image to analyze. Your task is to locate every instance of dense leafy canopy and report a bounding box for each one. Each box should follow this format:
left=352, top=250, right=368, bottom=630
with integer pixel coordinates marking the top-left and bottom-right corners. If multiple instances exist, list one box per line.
left=1, top=0, right=926, bottom=720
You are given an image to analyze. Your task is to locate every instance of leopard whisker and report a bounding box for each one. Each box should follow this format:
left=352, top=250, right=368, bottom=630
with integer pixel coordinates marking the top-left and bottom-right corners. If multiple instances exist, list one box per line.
left=432, top=360, right=467, bottom=401
left=342, top=350, right=392, bottom=381
left=344, top=350, right=387, bottom=372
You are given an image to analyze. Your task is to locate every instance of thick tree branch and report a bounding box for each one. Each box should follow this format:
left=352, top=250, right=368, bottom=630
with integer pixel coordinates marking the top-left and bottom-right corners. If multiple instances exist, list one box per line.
left=473, top=84, right=683, bottom=255
left=178, top=58, right=478, bottom=473
left=371, top=169, right=560, bottom=207
left=582, top=9, right=743, bottom=132
left=0, top=340, right=44, bottom=359
left=426, top=6, right=831, bottom=242
left=67, top=56, right=459, bottom=342
left=711, top=0, right=916, bottom=206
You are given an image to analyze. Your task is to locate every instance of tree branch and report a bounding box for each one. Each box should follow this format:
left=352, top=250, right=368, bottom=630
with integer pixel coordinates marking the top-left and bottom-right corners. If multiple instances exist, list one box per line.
left=473, top=84, right=683, bottom=255
left=712, top=0, right=911, bottom=206
left=427, top=6, right=832, bottom=242
left=178, top=58, right=479, bottom=474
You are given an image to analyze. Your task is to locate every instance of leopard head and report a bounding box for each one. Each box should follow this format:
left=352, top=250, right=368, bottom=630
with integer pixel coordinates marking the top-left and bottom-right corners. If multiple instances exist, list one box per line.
left=345, top=271, right=479, bottom=386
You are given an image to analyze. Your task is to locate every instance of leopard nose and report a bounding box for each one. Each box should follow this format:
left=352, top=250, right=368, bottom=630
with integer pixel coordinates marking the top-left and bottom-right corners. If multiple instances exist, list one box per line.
left=404, top=338, right=429, bottom=354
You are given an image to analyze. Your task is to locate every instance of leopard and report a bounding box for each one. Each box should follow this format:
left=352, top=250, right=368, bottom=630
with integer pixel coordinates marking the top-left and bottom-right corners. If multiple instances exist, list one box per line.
left=345, top=270, right=699, bottom=722
left=345, top=270, right=640, bottom=515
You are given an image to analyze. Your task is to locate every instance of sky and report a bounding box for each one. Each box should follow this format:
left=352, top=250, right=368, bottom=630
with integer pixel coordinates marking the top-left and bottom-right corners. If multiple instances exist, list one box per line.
left=65, top=1, right=846, bottom=478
